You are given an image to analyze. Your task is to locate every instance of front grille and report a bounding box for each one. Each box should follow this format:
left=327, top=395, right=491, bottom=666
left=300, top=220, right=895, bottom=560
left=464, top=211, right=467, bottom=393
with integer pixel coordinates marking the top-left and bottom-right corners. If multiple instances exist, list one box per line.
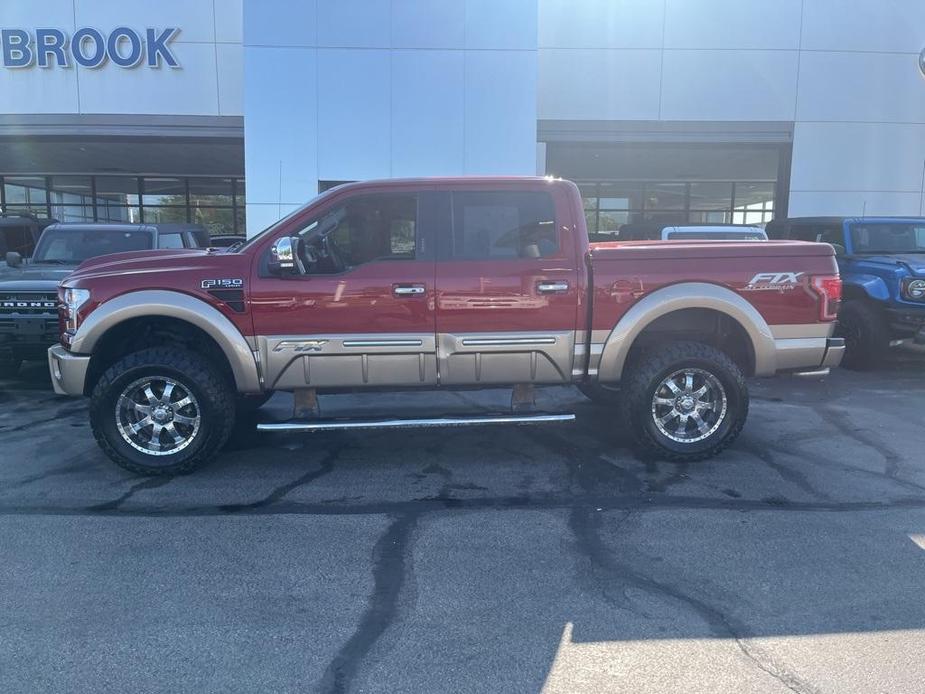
left=0, top=317, right=59, bottom=337
left=0, top=292, right=60, bottom=316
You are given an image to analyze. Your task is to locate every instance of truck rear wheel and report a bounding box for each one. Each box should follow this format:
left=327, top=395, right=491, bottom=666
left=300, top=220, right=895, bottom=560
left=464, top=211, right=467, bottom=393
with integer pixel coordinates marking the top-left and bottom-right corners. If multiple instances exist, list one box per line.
left=620, top=341, right=748, bottom=462
left=89, top=347, right=236, bottom=475
left=835, top=299, right=889, bottom=370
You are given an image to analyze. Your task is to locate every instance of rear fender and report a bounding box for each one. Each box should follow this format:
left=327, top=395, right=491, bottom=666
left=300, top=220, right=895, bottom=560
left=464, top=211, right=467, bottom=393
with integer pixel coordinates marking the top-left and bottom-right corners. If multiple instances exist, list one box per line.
left=597, top=282, right=777, bottom=381
left=70, top=290, right=261, bottom=392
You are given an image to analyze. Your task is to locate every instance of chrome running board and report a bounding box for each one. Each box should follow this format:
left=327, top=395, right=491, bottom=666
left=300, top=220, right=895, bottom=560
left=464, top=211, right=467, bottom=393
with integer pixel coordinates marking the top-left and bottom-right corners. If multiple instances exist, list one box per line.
left=257, top=412, right=575, bottom=432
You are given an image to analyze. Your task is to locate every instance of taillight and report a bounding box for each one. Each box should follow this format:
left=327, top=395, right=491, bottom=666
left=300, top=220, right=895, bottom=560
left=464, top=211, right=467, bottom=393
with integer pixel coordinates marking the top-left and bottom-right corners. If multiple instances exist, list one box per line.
left=812, top=275, right=842, bottom=321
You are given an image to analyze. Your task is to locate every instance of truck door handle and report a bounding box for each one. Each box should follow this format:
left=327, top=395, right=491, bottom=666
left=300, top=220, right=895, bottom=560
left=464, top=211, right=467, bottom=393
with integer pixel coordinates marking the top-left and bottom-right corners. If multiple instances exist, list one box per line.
left=537, top=280, right=569, bottom=294
left=393, top=284, right=426, bottom=297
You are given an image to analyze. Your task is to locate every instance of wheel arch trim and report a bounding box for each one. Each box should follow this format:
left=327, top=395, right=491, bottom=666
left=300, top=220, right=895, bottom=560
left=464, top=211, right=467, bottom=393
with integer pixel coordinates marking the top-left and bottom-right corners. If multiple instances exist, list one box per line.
left=597, top=282, right=776, bottom=382
left=72, top=290, right=261, bottom=392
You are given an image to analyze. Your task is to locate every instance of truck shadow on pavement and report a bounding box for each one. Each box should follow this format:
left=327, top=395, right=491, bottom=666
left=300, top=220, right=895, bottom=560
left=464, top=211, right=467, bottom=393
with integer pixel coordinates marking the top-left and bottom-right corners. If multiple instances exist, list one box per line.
left=2, top=352, right=925, bottom=692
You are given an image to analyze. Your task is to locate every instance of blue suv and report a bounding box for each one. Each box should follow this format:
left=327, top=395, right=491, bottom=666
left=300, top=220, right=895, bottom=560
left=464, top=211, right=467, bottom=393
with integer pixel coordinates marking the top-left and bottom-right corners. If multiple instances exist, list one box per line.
left=766, top=217, right=925, bottom=369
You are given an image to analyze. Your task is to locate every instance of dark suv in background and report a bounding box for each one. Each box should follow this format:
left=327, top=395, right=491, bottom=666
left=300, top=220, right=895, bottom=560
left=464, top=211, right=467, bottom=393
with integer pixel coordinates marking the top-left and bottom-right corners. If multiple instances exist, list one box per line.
left=0, top=222, right=207, bottom=376
left=0, top=213, right=56, bottom=261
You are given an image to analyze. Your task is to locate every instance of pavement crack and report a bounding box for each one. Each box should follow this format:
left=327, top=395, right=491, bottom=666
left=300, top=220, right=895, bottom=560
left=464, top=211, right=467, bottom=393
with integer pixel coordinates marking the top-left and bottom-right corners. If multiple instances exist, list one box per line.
left=0, top=404, right=86, bottom=433
left=319, top=513, right=417, bottom=694
left=737, top=437, right=831, bottom=501
left=817, top=407, right=904, bottom=480
left=568, top=505, right=819, bottom=694
left=86, top=476, right=176, bottom=512
left=219, top=447, right=340, bottom=513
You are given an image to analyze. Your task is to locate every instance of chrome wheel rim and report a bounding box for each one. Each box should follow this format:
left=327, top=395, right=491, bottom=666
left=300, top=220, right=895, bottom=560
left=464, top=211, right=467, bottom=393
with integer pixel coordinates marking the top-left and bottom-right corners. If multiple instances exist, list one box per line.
left=651, top=368, right=728, bottom=443
left=115, top=376, right=201, bottom=456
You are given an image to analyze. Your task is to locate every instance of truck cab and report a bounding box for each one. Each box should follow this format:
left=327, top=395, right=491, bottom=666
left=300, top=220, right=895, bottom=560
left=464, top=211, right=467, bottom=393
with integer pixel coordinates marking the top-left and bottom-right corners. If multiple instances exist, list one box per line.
left=766, top=216, right=925, bottom=367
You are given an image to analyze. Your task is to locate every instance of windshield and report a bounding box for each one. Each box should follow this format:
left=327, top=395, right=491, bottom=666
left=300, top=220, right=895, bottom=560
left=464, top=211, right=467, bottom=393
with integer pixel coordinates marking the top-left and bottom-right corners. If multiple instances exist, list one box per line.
left=849, top=222, right=925, bottom=254
left=237, top=197, right=328, bottom=252
left=32, top=228, right=153, bottom=264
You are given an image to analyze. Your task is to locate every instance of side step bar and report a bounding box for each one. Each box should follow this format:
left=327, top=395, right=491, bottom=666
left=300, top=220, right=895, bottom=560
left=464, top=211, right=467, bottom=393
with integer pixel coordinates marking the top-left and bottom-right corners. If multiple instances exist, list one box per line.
left=257, top=413, right=575, bottom=432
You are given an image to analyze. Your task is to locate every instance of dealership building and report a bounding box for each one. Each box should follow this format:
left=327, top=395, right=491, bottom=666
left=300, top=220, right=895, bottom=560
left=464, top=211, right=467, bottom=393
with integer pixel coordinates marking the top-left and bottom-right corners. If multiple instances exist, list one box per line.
left=1, top=0, right=924, bottom=238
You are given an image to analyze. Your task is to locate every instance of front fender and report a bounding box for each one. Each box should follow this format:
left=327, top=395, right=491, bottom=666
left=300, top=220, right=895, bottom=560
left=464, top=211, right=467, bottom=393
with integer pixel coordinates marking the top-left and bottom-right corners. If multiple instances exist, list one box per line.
left=597, top=282, right=777, bottom=382
left=71, top=290, right=261, bottom=392
left=841, top=272, right=890, bottom=302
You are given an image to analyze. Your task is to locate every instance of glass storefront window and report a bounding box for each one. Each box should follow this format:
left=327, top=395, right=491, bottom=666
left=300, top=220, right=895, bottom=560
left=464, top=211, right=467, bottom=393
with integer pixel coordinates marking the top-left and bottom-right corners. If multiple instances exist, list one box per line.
left=577, top=179, right=776, bottom=236
left=644, top=183, right=686, bottom=210
left=689, top=182, right=733, bottom=211
left=143, top=207, right=189, bottom=224
left=142, top=177, right=186, bottom=206
left=49, top=176, right=94, bottom=222
left=96, top=177, right=141, bottom=207
left=189, top=177, right=233, bottom=207
left=234, top=207, right=246, bottom=235
left=4, top=176, right=47, bottom=208
left=598, top=182, right=642, bottom=211
left=2, top=175, right=244, bottom=234
left=97, top=206, right=141, bottom=223
left=192, top=207, right=234, bottom=234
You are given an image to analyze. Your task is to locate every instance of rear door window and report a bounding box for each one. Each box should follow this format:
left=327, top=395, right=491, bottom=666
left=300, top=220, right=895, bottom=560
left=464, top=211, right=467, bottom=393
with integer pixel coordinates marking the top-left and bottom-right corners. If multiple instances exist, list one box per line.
left=449, top=191, right=558, bottom=259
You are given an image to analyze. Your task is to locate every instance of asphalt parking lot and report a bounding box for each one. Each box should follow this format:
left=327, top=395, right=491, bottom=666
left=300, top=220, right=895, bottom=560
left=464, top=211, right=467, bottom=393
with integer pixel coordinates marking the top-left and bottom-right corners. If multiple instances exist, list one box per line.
left=2, top=351, right=925, bottom=694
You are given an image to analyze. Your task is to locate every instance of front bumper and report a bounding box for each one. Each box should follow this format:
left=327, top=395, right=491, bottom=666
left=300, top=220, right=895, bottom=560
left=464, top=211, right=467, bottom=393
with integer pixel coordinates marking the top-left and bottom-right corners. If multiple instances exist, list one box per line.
left=885, top=307, right=925, bottom=338
left=0, top=314, right=59, bottom=361
left=48, top=345, right=90, bottom=396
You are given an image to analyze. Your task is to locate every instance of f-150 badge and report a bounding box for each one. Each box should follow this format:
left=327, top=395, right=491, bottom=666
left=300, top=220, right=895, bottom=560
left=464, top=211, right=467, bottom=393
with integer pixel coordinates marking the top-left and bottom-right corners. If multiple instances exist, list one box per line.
left=201, top=278, right=244, bottom=289
left=745, top=272, right=804, bottom=291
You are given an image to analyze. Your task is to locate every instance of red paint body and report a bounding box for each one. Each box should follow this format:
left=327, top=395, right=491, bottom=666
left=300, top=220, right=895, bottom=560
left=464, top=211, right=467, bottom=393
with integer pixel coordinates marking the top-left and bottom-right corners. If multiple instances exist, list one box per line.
left=62, top=177, right=839, bottom=353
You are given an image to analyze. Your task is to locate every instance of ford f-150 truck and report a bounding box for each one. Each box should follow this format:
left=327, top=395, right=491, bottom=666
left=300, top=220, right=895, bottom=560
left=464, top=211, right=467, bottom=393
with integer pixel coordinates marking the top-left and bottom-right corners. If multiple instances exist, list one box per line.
left=49, top=178, right=844, bottom=475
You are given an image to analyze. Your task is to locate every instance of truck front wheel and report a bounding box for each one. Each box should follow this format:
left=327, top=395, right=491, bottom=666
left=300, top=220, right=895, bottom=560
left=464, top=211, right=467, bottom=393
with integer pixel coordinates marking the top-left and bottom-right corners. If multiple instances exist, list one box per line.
left=89, top=347, right=236, bottom=475
left=620, top=341, right=748, bottom=462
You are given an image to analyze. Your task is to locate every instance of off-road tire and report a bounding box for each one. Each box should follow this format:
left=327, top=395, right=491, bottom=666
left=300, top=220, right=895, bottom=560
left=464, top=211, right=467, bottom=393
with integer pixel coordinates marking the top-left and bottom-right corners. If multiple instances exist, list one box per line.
left=0, top=359, right=22, bottom=378
left=835, top=299, right=890, bottom=370
left=578, top=382, right=621, bottom=406
left=90, top=347, right=236, bottom=475
left=619, top=341, right=748, bottom=462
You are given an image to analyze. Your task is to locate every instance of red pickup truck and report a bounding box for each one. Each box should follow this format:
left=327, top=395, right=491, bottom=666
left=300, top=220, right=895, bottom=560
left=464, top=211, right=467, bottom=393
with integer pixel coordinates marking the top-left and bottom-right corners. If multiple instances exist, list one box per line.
left=49, top=177, right=843, bottom=475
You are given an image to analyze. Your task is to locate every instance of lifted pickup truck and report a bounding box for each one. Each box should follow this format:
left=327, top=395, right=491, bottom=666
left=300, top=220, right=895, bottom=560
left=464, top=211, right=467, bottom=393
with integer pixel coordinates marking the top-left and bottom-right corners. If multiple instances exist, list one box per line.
left=50, top=178, right=843, bottom=475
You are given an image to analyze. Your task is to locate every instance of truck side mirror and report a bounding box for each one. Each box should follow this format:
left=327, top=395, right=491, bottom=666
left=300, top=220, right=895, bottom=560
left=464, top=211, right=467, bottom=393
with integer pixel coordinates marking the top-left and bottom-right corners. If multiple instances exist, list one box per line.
left=269, top=237, right=299, bottom=275
left=830, top=243, right=846, bottom=256
left=5, top=251, right=22, bottom=268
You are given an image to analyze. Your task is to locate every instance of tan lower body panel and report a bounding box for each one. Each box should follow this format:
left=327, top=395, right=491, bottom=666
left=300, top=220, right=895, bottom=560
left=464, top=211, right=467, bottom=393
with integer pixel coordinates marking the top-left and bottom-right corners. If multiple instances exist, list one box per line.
left=438, top=331, right=576, bottom=385
left=257, top=331, right=578, bottom=389
left=257, top=334, right=438, bottom=390
left=773, top=337, right=828, bottom=371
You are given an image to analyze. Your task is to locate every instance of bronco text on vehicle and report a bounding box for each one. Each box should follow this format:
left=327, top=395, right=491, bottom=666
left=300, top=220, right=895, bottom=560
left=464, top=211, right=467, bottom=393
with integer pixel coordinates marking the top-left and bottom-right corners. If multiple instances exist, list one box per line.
left=49, top=178, right=844, bottom=475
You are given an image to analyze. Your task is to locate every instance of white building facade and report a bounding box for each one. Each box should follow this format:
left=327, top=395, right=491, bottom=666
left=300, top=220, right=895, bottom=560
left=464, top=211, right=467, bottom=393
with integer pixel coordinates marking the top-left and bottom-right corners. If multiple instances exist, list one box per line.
left=1, top=0, right=924, bottom=237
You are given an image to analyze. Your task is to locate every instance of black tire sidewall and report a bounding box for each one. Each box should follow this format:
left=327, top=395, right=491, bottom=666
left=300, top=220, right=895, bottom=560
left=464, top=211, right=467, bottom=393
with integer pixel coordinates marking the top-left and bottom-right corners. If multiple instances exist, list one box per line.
left=836, top=300, right=888, bottom=369
left=624, top=343, right=748, bottom=460
left=91, top=351, right=233, bottom=474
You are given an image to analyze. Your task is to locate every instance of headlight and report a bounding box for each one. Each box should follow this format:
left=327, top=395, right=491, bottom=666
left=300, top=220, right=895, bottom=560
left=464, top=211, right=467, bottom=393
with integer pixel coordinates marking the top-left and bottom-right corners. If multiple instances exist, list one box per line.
left=64, top=288, right=90, bottom=332
left=903, top=278, right=925, bottom=301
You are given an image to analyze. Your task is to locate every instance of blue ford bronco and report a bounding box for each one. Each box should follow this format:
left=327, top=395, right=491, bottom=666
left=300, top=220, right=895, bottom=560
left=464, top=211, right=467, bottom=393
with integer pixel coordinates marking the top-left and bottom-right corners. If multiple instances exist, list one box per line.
left=767, top=216, right=925, bottom=368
